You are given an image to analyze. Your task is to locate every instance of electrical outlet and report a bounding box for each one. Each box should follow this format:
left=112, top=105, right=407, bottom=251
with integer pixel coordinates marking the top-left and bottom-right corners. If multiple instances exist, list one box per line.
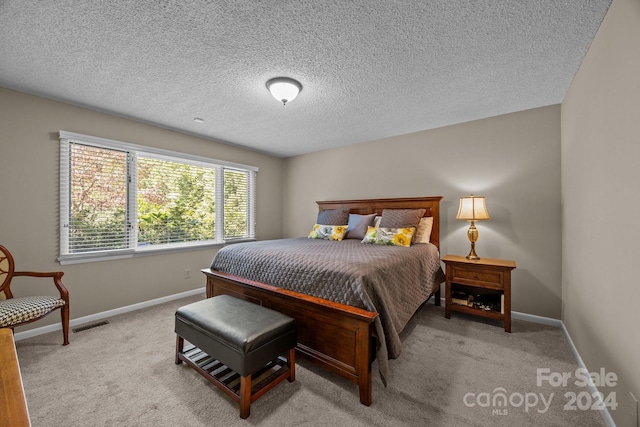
left=184, top=268, right=191, bottom=279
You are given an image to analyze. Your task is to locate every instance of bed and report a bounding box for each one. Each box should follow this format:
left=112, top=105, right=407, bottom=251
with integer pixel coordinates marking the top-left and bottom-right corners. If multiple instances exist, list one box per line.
left=202, top=196, right=445, bottom=406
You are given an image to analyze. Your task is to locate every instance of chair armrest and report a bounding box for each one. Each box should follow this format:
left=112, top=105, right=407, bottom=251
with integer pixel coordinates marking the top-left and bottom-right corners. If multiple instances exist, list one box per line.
left=12, top=271, right=69, bottom=301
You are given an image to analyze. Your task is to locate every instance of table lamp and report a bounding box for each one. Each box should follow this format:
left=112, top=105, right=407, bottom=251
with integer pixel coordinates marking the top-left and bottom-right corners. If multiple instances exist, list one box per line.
left=456, top=194, right=490, bottom=260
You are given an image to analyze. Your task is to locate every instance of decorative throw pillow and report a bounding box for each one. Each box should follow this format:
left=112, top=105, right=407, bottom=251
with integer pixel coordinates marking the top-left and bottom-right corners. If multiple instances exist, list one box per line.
left=361, top=226, right=416, bottom=247
left=345, top=213, right=377, bottom=239
left=316, top=208, right=350, bottom=226
left=308, top=224, right=348, bottom=241
left=379, top=209, right=426, bottom=242
left=413, top=216, right=434, bottom=244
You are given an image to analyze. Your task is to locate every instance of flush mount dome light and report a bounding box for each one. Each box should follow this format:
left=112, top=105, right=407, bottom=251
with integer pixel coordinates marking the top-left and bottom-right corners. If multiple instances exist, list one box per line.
left=266, top=77, right=302, bottom=105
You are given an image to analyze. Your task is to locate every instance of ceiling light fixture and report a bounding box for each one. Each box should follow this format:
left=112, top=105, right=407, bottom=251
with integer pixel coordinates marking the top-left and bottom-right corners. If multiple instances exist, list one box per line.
left=193, top=117, right=204, bottom=123
left=266, top=77, right=302, bottom=105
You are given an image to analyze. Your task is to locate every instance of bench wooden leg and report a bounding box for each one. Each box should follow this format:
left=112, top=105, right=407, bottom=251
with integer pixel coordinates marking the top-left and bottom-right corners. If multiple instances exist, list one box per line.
left=287, top=348, right=296, bottom=382
left=175, top=335, right=184, bottom=365
left=239, top=374, right=252, bottom=419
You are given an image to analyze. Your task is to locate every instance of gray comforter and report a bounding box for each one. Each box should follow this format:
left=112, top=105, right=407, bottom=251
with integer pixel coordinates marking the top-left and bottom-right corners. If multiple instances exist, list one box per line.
left=210, top=237, right=445, bottom=383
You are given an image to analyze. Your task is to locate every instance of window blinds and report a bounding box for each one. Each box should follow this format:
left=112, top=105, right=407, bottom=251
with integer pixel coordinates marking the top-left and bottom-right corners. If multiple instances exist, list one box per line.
left=59, top=131, right=257, bottom=263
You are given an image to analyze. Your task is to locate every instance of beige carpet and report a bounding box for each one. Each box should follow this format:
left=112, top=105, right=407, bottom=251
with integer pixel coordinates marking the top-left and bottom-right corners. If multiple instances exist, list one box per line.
left=15, top=294, right=607, bottom=426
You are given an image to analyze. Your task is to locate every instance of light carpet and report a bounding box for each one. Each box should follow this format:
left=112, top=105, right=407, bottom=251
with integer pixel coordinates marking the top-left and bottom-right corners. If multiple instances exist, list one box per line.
left=15, top=294, right=607, bottom=426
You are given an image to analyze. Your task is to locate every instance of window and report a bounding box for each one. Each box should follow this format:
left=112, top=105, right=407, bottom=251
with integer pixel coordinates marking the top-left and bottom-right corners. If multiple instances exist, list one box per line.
left=58, top=131, right=257, bottom=264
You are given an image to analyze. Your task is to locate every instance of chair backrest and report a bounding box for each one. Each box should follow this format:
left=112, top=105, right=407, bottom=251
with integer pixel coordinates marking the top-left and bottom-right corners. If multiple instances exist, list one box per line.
left=0, top=245, right=15, bottom=299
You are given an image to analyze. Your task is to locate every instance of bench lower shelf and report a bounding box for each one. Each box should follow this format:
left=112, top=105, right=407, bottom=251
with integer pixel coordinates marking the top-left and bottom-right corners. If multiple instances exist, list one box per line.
left=175, top=340, right=294, bottom=418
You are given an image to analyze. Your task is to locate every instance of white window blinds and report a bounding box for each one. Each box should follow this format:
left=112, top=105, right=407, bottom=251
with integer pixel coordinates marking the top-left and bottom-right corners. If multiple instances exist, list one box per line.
left=65, top=143, right=130, bottom=253
left=59, top=131, right=257, bottom=264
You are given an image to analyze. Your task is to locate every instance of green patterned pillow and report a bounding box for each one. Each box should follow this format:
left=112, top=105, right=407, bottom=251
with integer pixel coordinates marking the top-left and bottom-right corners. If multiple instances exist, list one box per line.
left=308, top=224, right=348, bottom=241
left=361, top=226, right=415, bottom=247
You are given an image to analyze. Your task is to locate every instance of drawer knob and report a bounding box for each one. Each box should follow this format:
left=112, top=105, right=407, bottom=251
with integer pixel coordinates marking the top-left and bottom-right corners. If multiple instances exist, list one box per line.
left=473, top=274, right=478, bottom=279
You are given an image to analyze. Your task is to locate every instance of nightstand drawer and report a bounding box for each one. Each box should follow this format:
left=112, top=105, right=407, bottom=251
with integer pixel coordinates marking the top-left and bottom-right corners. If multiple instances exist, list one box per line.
left=451, top=266, right=503, bottom=288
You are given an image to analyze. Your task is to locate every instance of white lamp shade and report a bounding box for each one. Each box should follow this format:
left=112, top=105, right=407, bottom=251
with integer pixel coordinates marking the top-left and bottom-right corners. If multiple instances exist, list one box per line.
left=266, top=77, right=302, bottom=105
left=456, top=195, right=490, bottom=221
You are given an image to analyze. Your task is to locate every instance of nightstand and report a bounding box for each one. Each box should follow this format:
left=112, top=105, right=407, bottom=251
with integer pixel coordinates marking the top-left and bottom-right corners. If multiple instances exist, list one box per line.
left=442, top=254, right=516, bottom=332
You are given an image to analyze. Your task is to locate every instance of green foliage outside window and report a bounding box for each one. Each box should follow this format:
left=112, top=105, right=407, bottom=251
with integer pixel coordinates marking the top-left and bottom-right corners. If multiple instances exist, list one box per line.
left=60, top=133, right=256, bottom=261
left=223, top=169, right=249, bottom=239
left=69, top=145, right=127, bottom=252
left=67, top=144, right=250, bottom=253
left=136, top=157, right=216, bottom=245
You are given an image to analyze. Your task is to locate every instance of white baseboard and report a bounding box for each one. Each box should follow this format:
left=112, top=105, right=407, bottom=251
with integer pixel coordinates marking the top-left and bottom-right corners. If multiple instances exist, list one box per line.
left=438, top=296, right=615, bottom=426
left=559, top=322, right=616, bottom=427
left=438, top=296, right=561, bottom=327
left=16, top=290, right=616, bottom=426
left=511, top=310, right=562, bottom=327
left=514, top=312, right=615, bottom=426
left=13, top=287, right=205, bottom=342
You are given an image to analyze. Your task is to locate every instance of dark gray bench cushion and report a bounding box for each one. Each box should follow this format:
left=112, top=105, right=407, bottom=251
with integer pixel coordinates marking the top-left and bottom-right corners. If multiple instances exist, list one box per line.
left=175, top=295, right=296, bottom=376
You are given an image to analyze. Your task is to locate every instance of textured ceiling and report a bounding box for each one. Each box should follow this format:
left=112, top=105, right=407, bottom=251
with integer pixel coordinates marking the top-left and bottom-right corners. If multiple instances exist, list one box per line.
left=0, top=1, right=611, bottom=158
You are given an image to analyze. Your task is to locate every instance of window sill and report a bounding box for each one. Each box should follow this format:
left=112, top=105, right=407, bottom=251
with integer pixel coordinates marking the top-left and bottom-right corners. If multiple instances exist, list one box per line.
left=58, top=239, right=255, bottom=265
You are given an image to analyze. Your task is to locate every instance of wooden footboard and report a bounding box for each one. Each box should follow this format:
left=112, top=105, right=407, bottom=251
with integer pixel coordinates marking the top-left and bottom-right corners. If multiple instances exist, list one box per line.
left=202, top=269, right=379, bottom=406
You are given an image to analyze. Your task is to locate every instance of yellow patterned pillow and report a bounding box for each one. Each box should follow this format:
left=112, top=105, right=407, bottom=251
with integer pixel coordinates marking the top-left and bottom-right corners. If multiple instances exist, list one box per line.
left=361, top=226, right=415, bottom=247
left=307, top=224, right=348, bottom=241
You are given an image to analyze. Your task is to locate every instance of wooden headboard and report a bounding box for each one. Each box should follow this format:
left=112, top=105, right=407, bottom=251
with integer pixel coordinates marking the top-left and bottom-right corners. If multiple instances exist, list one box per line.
left=316, top=196, right=443, bottom=249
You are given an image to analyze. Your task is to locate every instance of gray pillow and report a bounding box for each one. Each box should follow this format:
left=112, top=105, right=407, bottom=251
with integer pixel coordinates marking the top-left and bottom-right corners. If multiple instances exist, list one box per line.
left=316, top=208, right=349, bottom=225
left=379, top=208, right=426, bottom=242
left=345, top=213, right=377, bottom=239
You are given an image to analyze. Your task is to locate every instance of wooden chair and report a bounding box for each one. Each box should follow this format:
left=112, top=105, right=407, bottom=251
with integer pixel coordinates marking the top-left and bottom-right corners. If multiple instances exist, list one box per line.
left=0, top=245, right=69, bottom=345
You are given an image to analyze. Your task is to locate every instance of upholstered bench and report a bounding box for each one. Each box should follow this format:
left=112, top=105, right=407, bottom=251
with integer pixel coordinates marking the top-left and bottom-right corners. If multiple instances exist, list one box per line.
left=174, top=295, right=297, bottom=419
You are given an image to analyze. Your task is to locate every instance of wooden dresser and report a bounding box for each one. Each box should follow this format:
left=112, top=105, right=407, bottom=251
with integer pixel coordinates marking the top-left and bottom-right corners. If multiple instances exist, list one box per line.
left=0, top=328, right=31, bottom=426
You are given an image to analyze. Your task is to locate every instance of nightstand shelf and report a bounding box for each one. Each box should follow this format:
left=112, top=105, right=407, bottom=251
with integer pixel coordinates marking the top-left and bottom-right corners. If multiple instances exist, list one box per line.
left=442, top=254, right=516, bottom=332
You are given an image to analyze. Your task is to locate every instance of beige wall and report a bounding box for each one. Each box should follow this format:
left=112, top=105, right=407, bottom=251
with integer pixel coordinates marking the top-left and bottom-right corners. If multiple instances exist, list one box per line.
left=0, top=87, right=284, bottom=328
left=561, top=0, right=640, bottom=425
left=284, top=105, right=562, bottom=318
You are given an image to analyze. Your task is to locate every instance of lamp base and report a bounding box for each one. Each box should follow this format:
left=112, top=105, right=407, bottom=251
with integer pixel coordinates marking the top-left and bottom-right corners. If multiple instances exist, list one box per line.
left=466, top=242, right=480, bottom=260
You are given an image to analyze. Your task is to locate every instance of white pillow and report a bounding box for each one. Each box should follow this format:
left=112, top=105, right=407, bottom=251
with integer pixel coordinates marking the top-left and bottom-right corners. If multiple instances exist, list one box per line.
left=413, top=216, right=434, bottom=244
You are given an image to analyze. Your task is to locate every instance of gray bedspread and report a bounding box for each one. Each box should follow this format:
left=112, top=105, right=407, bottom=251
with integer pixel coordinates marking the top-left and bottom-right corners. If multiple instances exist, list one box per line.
left=209, top=237, right=445, bottom=383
